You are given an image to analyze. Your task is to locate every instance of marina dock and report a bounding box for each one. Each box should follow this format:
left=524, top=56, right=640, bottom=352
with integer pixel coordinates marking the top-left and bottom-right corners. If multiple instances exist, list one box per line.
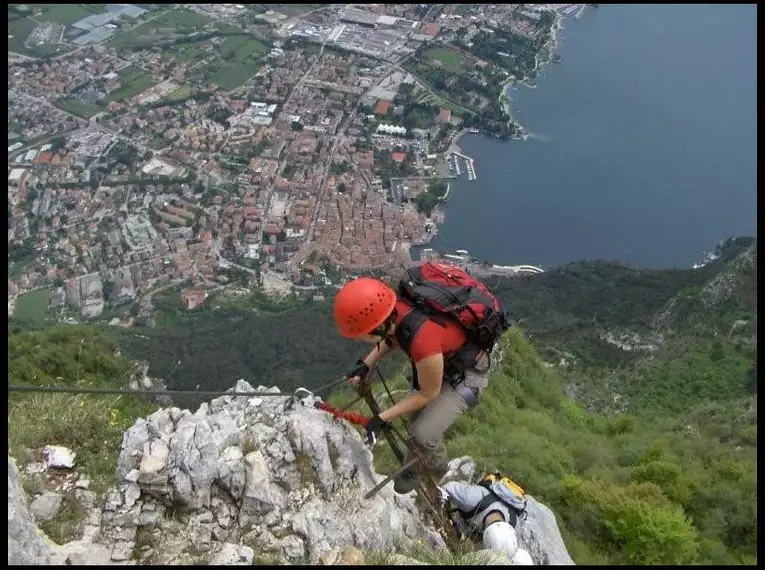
left=452, top=151, right=477, bottom=181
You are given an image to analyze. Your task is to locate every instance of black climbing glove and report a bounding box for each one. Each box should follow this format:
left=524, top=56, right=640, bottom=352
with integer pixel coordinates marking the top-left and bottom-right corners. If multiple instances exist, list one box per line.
left=346, top=359, right=370, bottom=382
left=365, top=415, right=389, bottom=447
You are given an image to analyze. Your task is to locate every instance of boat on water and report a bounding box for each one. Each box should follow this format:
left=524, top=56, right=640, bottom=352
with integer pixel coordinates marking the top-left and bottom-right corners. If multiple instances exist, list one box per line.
left=468, top=128, right=480, bottom=134
left=455, top=249, right=469, bottom=256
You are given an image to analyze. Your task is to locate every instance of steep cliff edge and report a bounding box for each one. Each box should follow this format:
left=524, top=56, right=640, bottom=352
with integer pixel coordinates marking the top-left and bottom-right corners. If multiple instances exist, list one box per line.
left=8, top=380, right=573, bottom=565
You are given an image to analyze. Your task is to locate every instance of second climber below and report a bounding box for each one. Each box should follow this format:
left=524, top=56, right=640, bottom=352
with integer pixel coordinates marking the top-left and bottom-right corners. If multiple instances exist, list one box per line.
left=333, top=262, right=509, bottom=495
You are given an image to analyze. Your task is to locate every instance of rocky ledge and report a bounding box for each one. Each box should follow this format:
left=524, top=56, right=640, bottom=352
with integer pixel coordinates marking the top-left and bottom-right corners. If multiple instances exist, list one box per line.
left=8, top=380, right=574, bottom=565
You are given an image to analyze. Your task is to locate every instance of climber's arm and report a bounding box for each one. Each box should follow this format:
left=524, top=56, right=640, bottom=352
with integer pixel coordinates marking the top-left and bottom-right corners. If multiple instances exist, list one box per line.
left=442, top=481, right=487, bottom=512
left=361, top=338, right=395, bottom=370
left=378, top=355, right=443, bottom=422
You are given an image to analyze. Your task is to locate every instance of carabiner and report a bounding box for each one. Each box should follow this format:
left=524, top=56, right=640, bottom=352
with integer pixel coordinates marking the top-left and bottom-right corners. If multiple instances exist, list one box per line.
left=292, top=387, right=322, bottom=409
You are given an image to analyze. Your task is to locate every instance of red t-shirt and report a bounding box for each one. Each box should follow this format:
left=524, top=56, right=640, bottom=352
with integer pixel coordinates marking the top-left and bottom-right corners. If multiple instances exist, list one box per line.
left=393, top=299, right=466, bottom=363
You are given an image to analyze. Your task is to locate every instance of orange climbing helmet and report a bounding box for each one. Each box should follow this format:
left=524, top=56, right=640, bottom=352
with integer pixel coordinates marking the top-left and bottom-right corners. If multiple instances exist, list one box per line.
left=334, top=277, right=397, bottom=338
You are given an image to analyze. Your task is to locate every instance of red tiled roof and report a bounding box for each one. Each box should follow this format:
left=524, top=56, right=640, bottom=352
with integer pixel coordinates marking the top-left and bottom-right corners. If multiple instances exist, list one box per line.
left=423, top=23, right=440, bottom=36
left=374, top=100, right=392, bottom=115
left=391, top=151, right=406, bottom=163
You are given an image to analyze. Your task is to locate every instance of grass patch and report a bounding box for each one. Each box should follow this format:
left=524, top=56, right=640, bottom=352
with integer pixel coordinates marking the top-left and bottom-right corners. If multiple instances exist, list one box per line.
left=295, top=452, right=320, bottom=488
left=365, top=540, right=483, bottom=565
left=206, top=63, right=259, bottom=91
left=9, top=258, right=36, bottom=280
left=21, top=472, right=46, bottom=497
left=109, top=7, right=213, bottom=48
left=204, top=30, right=267, bottom=90
left=104, top=65, right=155, bottom=102
left=423, top=47, right=467, bottom=74
left=8, top=15, right=37, bottom=55
left=8, top=326, right=161, bottom=493
left=38, top=492, right=86, bottom=545
left=36, top=4, right=95, bottom=25
left=165, top=85, right=194, bottom=101
left=219, top=30, right=267, bottom=61
left=268, top=4, right=324, bottom=17
left=14, top=289, right=51, bottom=322
left=56, top=97, right=104, bottom=118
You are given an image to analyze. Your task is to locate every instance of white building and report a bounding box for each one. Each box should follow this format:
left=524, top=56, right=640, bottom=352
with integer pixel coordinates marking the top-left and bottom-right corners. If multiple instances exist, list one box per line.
left=376, top=123, right=407, bottom=136
left=8, top=168, right=26, bottom=184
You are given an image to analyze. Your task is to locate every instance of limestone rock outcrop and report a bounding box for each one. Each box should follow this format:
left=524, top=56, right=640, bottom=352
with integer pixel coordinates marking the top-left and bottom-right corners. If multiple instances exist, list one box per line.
left=8, top=456, right=56, bottom=565
left=8, top=381, right=575, bottom=565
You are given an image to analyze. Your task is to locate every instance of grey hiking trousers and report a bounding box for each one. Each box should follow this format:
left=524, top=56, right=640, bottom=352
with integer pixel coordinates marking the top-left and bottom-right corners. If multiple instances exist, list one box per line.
left=404, top=351, right=491, bottom=476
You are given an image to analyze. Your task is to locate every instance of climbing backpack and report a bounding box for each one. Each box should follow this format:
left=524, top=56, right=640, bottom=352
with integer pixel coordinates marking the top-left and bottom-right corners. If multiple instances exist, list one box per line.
left=459, top=472, right=529, bottom=527
left=395, top=261, right=510, bottom=380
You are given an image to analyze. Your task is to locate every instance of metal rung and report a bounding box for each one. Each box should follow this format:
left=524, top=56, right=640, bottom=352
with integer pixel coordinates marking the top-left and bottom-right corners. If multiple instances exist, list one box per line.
left=363, top=459, right=418, bottom=500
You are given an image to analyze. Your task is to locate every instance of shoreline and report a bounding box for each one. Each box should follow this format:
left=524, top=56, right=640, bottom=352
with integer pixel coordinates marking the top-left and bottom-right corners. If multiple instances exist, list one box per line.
left=412, top=9, right=573, bottom=264
left=499, top=11, right=566, bottom=139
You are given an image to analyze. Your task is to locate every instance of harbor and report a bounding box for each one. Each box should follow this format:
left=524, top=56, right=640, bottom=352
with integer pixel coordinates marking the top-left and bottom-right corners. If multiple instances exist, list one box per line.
left=447, top=151, right=478, bottom=182
left=418, top=248, right=545, bottom=277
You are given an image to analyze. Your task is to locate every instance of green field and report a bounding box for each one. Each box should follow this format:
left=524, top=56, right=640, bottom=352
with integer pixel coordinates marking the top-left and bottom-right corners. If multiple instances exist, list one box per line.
left=423, top=47, right=467, bottom=74
left=56, top=98, right=104, bottom=118
left=35, top=4, right=103, bottom=25
left=206, top=33, right=267, bottom=90
left=165, top=85, right=194, bottom=101
left=8, top=12, right=74, bottom=58
left=14, top=289, right=51, bottom=321
left=104, top=65, right=155, bottom=102
left=268, top=4, right=323, bottom=17
left=108, top=7, right=214, bottom=48
left=8, top=15, right=39, bottom=55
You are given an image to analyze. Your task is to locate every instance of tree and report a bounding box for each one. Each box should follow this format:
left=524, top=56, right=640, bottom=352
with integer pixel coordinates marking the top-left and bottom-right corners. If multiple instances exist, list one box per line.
left=428, top=180, right=448, bottom=199
left=413, top=192, right=438, bottom=216
left=337, top=182, right=347, bottom=193
left=102, top=280, right=116, bottom=300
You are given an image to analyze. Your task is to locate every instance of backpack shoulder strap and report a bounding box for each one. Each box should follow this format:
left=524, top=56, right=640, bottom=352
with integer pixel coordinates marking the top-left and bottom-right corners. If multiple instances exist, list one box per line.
left=394, top=306, right=428, bottom=355
left=460, top=490, right=500, bottom=521
left=460, top=490, right=518, bottom=527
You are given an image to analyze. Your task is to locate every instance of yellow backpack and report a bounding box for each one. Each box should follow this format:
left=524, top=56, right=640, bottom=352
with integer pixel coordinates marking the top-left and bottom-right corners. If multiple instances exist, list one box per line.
left=476, top=472, right=528, bottom=515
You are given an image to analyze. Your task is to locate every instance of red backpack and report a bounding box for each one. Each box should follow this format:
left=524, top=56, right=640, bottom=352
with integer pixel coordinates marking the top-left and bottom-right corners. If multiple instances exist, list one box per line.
left=395, top=261, right=510, bottom=378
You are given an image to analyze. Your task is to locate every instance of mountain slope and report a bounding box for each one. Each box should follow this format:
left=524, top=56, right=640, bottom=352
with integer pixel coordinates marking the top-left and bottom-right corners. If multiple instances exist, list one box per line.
left=7, top=237, right=757, bottom=564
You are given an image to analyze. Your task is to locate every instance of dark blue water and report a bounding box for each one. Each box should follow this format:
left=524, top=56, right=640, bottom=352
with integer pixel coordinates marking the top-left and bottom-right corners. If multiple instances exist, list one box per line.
left=430, top=4, right=757, bottom=269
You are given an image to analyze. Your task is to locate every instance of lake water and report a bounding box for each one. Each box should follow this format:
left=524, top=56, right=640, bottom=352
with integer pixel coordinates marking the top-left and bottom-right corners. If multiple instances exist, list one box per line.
left=428, top=4, right=757, bottom=269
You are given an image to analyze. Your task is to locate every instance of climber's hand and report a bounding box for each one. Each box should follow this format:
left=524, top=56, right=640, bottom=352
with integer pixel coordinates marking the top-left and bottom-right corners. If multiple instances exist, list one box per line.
left=365, top=415, right=389, bottom=447
left=346, top=359, right=370, bottom=389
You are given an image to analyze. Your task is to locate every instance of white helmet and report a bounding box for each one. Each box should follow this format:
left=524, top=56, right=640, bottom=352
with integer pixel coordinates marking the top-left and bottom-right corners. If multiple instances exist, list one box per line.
left=510, top=548, right=534, bottom=565
left=483, top=521, right=534, bottom=565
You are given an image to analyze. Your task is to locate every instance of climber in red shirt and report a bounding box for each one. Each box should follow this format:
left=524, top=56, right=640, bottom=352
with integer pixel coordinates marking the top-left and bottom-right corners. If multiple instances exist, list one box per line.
left=334, top=275, right=492, bottom=495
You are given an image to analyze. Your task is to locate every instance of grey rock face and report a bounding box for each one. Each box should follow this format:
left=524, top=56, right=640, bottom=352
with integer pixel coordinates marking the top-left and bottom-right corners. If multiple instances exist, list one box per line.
left=7, top=381, right=575, bottom=567
left=7, top=456, right=56, bottom=565
left=29, top=491, right=64, bottom=522
left=111, top=381, right=433, bottom=564
left=517, top=497, right=575, bottom=565
left=439, top=455, right=477, bottom=484
left=211, top=542, right=254, bottom=565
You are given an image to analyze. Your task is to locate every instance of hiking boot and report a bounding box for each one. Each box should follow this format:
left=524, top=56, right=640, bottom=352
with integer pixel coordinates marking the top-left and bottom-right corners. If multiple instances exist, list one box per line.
left=431, top=462, right=449, bottom=481
left=393, top=469, right=420, bottom=494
